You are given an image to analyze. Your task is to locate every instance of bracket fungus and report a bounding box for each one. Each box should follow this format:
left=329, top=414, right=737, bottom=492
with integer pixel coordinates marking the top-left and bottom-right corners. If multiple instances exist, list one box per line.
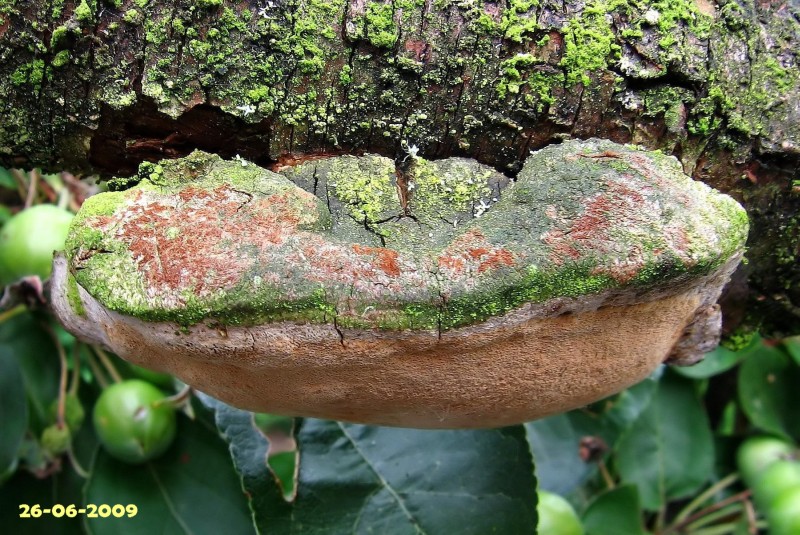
left=51, top=139, right=748, bottom=428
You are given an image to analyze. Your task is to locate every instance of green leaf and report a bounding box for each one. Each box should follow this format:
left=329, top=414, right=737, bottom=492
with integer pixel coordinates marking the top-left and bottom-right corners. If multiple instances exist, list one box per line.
left=197, top=394, right=289, bottom=521
left=582, top=485, right=645, bottom=535
left=84, top=415, right=254, bottom=535
left=616, top=371, right=714, bottom=511
left=673, top=344, right=751, bottom=379
left=738, top=343, right=800, bottom=441
left=294, top=420, right=538, bottom=534
left=526, top=411, right=608, bottom=496
left=200, top=395, right=537, bottom=534
left=603, top=375, right=660, bottom=434
left=0, top=344, right=27, bottom=481
left=526, top=374, right=661, bottom=498
left=0, top=312, right=60, bottom=432
left=0, top=167, right=16, bottom=190
left=782, top=336, right=800, bottom=366
left=0, top=205, right=11, bottom=226
left=269, top=451, right=297, bottom=499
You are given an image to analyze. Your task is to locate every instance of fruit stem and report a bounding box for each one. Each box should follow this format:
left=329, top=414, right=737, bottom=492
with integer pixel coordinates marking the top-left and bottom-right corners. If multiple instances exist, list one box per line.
left=664, top=489, right=751, bottom=534
left=598, top=459, right=615, bottom=490
left=68, top=342, right=81, bottom=396
left=9, top=169, right=28, bottom=202
left=690, top=518, right=766, bottom=535
left=684, top=502, right=743, bottom=530
left=66, top=447, right=89, bottom=479
left=689, top=522, right=747, bottom=535
left=57, top=186, right=71, bottom=211
left=41, top=320, right=69, bottom=428
left=156, top=384, right=194, bottom=412
left=672, top=473, right=739, bottom=524
left=24, top=168, right=39, bottom=209
left=85, top=348, right=109, bottom=389
left=0, top=304, right=25, bottom=324
left=743, top=496, right=758, bottom=535
left=92, top=346, right=123, bottom=384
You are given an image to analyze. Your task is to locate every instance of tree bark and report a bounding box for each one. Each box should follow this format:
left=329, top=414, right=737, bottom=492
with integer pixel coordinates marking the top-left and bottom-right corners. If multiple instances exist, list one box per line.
left=0, top=0, right=797, bottom=336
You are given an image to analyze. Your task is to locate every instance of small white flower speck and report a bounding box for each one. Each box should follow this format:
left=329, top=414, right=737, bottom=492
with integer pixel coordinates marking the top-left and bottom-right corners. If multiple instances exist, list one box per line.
left=402, top=140, right=420, bottom=161
left=258, top=2, right=276, bottom=18
left=644, top=9, right=660, bottom=25
left=407, top=180, right=417, bottom=191
left=237, top=104, right=256, bottom=116
left=474, top=199, right=492, bottom=218
left=234, top=154, right=249, bottom=167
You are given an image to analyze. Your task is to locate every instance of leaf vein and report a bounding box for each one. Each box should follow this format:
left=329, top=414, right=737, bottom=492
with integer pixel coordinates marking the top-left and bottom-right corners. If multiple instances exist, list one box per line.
left=337, top=423, right=426, bottom=535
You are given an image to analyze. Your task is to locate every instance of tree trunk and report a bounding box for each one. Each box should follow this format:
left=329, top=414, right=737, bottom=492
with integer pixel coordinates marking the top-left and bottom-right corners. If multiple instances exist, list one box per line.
left=0, top=0, right=797, bottom=336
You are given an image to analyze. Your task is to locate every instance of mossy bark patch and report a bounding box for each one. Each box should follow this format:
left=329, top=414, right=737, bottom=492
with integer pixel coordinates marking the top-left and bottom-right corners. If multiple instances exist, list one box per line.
left=65, top=140, right=747, bottom=330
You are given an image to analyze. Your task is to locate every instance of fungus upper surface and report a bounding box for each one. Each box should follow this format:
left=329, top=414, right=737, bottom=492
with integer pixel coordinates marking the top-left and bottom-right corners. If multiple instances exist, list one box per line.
left=65, top=139, right=748, bottom=330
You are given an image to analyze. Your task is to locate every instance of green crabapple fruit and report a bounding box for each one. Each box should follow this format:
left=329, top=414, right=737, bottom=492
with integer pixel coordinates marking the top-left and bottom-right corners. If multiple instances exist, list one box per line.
left=536, top=490, right=584, bottom=535
left=752, top=459, right=800, bottom=512
left=0, top=204, right=74, bottom=285
left=767, top=486, right=800, bottom=535
left=40, top=424, right=71, bottom=457
left=93, top=379, right=177, bottom=464
left=736, top=435, right=796, bottom=487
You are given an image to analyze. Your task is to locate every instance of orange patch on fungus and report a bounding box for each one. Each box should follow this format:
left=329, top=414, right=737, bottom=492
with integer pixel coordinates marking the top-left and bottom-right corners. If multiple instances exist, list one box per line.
left=91, top=186, right=310, bottom=296
left=476, top=249, right=516, bottom=273
left=352, top=245, right=402, bottom=277
left=437, top=229, right=516, bottom=276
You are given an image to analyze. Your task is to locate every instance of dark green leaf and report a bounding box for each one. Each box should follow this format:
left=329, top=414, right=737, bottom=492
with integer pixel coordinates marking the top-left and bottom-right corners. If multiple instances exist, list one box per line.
left=738, top=343, right=800, bottom=441
left=0, top=344, right=27, bottom=480
left=197, top=394, right=289, bottom=523
left=525, top=411, right=608, bottom=496
left=201, top=395, right=537, bottom=534
left=84, top=415, right=254, bottom=535
left=582, top=485, right=645, bottom=535
left=0, top=167, right=16, bottom=190
left=0, top=394, right=93, bottom=535
left=0, top=313, right=60, bottom=432
left=289, top=419, right=538, bottom=534
left=616, top=371, right=714, bottom=511
left=0, top=463, right=86, bottom=535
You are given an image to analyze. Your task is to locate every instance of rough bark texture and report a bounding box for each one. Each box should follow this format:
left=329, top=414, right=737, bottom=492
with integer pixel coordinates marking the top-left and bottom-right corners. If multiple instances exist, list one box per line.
left=0, top=0, right=798, bottom=336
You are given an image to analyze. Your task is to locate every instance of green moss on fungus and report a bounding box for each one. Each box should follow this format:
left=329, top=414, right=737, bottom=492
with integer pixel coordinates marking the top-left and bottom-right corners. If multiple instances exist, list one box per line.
left=65, top=142, right=747, bottom=331
left=327, top=156, right=398, bottom=226
left=66, top=272, right=86, bottom=317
